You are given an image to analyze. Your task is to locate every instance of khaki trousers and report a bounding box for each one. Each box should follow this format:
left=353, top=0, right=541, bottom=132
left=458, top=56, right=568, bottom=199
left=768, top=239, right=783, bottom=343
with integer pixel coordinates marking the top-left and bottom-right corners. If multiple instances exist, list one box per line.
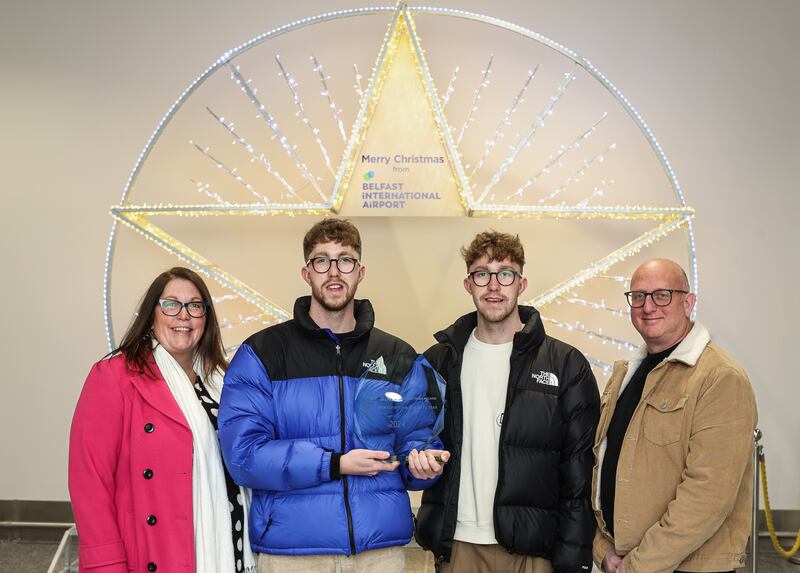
left=258, top=546, right=404, bottom=573
left=440, top=541, right=554, bottom=573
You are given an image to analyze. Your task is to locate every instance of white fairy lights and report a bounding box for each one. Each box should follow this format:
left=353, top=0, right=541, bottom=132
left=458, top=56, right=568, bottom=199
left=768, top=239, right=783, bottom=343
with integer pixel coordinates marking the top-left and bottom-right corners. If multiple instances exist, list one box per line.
left=205, top=107, right=300, bottom=201
left=480, top=70, right=577, bottom=201
left=507, top=113, right=608, bottom=201
left=190, top=179, right=229, bottom=205
left=457, top=55, right=493, bottom=147
left=537, top=143, right=617, bottom=204
left=227, top=63, right=328, bottom=202
left=553, top=294, right=629, bottom=317
left=311, top=55, right=348, bottom=144
left=440, top=65, right=459, bottom=110
left=471, top=67, right=537, bottom=181
left=575, top=179, right=614, bottom=208
left=275, top=55, right=335, bottom=174
left=353, top=63, right=365, bottom=102
left=541, top=317, right=638, bottom=352
left=190, top=142, right=271, bottom=204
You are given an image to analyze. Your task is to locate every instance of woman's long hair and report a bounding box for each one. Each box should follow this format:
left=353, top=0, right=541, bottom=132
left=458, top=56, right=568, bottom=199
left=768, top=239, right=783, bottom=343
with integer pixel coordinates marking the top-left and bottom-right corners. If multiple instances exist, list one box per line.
left=110, top=267, right=228, bottom=381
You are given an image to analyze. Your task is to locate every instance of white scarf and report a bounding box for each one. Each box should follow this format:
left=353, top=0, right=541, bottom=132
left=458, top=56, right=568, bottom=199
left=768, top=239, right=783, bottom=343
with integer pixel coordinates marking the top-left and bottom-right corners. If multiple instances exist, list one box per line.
left=153, top=342, right=256, bottom=573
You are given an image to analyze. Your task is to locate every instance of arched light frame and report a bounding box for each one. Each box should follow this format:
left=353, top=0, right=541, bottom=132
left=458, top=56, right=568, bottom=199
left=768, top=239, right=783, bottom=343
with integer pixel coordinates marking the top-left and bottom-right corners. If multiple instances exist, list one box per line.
left=103, top=4, right=698, bottom=350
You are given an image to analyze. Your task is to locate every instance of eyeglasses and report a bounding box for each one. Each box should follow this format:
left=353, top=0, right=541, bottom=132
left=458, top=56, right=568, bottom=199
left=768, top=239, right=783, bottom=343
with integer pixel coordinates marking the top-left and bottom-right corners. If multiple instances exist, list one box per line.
left=468, top=270, right=521, bottom=287
left=158, top=298, right=209, bottom=318
left=306, top=256, right=360, bottom=274
left=624, top=289, right=689, bottom=308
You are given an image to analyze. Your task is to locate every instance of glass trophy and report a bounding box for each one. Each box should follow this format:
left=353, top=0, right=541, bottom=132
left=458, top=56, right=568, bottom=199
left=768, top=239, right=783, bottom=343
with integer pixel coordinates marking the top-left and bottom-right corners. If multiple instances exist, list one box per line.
left=353, top=357, right=446, bottom=463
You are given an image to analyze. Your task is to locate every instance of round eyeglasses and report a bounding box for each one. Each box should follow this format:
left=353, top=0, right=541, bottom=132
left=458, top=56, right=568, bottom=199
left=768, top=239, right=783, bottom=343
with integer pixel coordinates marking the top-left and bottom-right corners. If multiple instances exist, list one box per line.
left=306, top=256, right=360, bottom=274
left=467, top=270, right=521, bottom=287
left=624, top=289, right=689, bottom=308
left=158, top=298, right=209, bottom=318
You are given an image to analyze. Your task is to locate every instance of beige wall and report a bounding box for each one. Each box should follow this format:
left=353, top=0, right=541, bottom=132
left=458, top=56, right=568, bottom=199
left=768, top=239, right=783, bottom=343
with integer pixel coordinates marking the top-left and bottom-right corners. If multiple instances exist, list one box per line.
left=1, top=1, right=797, bottom=509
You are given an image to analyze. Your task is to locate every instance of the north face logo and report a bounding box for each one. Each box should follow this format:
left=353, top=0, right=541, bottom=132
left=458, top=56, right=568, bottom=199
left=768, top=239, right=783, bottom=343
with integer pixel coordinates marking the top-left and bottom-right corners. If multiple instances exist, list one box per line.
left=363, top=355, right=387, bottom=375
left=532, top=370, right=559, bottom=387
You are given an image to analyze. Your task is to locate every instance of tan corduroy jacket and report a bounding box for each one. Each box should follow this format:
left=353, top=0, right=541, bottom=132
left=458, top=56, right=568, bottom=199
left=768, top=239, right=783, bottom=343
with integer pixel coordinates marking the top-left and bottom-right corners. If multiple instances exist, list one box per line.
left=592, top=322, right=757, bottom=573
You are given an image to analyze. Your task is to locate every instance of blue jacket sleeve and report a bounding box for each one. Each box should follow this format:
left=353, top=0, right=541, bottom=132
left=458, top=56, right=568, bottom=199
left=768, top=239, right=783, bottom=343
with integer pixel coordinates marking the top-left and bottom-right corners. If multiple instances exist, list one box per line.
left=395, top=355, right=445, bottom=491
left=218, top=343, right=333, bottom=491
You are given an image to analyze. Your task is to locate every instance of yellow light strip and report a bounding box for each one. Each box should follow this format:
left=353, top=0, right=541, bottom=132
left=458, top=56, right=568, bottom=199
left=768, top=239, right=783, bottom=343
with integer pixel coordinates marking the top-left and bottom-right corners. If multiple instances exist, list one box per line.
left=528, top=214, right=692, bottom=308
left=402, top=5, right=474, bottom=212
left=111, top=209, right=290, bottom=322
left=330, top=4, right=404, bottom=211
left=112, top=204, right=332, bottom=217
left=112, top=203, right=693, bottom=220
left=468, top=205, right=694, bottom=220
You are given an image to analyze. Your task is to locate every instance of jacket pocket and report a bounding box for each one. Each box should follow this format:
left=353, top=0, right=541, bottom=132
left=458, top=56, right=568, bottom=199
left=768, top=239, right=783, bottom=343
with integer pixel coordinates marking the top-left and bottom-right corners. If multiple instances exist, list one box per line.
left=255, top=494, right=274, bottom=543
left=642, top=394, right=688, bottom=446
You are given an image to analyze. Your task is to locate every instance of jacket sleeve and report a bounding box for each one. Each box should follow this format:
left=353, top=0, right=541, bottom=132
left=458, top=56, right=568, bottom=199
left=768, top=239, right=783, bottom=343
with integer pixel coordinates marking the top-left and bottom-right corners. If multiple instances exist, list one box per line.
left=68, top=361, right=129, bottom=573
left=593, top=528, right=615, bottom=570
left=218, top=343, right=333, bottom=491
left=552, top=356, right=601, bottom=573
left=396, top=355, right=445, bottom=491
left=624, top=366, right=757, bottom=573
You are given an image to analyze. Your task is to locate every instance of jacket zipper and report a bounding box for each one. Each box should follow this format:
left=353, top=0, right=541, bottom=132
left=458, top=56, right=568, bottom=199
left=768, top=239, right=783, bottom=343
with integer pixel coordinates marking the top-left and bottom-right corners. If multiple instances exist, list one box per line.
left=336, top=344, right=357, bottom=555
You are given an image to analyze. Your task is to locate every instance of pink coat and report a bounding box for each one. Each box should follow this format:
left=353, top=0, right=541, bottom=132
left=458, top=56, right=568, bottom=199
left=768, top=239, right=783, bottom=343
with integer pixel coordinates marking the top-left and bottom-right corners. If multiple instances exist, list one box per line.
left=69, top=354, right=195, bottom=572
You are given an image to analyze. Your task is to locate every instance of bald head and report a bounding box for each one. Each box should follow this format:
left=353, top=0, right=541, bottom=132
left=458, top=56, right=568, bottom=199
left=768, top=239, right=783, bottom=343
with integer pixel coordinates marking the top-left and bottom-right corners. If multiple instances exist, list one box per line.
left=631, top=259, right=690, bottom=292
left=628, top=259, right=696, bottom=353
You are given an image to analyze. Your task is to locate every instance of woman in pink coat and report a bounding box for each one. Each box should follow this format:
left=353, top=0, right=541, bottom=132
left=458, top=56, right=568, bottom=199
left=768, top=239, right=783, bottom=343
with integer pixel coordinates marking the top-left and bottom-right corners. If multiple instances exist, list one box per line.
left=69, top=267, right=254, bottom=573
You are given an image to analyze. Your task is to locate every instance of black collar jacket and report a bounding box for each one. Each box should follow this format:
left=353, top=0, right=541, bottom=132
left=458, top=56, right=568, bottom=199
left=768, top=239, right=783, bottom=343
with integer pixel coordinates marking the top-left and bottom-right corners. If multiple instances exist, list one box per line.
left=415, top=306, right=600, bottom=572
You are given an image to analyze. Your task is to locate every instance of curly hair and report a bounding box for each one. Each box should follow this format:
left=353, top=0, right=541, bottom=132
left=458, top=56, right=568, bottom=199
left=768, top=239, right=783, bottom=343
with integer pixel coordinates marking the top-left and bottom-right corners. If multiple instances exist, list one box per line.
left=302, top=218, right=362, bottom=260
left=461, top=230, right=525, bottom=270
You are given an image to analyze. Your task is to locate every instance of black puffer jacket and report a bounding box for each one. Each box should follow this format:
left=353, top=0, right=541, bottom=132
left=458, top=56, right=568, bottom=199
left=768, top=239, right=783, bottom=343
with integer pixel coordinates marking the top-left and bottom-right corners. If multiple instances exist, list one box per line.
left=415, top=306, right=600, bottom=572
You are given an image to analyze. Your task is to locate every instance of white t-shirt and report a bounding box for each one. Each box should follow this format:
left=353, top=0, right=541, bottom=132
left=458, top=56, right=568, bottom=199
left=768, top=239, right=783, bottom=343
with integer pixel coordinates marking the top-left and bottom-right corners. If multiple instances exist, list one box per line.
left=453, top=329, right=512, bottom=545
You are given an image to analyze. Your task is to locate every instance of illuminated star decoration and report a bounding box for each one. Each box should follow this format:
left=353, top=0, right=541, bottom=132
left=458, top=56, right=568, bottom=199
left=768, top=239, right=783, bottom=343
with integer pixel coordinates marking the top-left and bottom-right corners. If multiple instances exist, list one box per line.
left=106, top=2, right=696, bottom=376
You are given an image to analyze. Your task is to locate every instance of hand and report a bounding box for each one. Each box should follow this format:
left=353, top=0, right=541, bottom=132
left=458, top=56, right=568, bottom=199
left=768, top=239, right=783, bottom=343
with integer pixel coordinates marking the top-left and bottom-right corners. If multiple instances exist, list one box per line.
left=602, top=549, right=623, bottom=573
left=407, top=449, right=450, bottom=480
left=339, top=449, right=399, bottom=476
left=617, top=558, right=627, bottom=573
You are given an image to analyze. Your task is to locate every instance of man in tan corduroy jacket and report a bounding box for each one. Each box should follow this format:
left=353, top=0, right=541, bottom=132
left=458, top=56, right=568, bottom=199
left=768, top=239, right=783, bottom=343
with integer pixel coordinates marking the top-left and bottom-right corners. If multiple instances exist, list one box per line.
left=592, top=259, right=757, bottom=573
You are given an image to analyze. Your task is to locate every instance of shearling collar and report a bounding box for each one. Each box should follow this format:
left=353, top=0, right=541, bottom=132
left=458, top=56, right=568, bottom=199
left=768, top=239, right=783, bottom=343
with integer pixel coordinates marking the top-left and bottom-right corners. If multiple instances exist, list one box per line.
left=617, top=322, right=711, bottom=394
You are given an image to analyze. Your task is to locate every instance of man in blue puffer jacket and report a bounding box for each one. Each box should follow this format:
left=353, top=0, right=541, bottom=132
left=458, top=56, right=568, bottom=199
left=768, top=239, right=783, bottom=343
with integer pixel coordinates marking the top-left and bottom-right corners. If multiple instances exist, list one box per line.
left=219, top=218, right=449, bottom=572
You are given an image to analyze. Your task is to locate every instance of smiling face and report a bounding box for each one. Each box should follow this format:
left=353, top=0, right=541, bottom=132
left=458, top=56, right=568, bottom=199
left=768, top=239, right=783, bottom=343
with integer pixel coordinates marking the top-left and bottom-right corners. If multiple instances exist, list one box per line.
left=151, top=278, right=206, bottom=366
left=629, top=259, right=696, bottom=353
left=301, top=240, right=365, bottom=315
left=464, top=255, right=528, bottom=327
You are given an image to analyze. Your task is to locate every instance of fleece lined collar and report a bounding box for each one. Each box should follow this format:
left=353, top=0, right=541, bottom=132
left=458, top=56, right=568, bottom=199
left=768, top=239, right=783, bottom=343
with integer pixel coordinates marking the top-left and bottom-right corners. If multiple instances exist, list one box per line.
left=617, top=322, right=711, bottom=394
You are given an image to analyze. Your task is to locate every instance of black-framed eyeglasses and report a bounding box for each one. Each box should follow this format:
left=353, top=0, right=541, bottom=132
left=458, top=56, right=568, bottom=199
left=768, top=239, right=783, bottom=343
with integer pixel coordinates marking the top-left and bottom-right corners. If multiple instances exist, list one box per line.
left=306, top=256, right=360, bottom=274
left=468, top=270, right=521, bottom=287
left=624, top=289, right=689, bottom=308
left=158, top=298, right=209, bottom=318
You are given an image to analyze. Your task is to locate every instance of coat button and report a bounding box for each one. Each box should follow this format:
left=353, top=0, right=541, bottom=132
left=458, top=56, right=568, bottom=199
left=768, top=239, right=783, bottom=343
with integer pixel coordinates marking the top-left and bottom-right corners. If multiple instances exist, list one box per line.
left=143, top=468, right=153, bottom=479
left=144, top=423, right=155, bottom=433
left=146, top=514, right=157, bottom=526
left=660, top=400, right=668, bottom=410
left=147, top=563, right=157, bottom=572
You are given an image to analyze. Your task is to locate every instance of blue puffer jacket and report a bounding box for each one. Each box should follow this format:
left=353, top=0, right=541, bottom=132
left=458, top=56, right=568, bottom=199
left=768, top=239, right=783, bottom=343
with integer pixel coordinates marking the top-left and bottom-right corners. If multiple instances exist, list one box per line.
left=219, top=297, right=442, bottom=556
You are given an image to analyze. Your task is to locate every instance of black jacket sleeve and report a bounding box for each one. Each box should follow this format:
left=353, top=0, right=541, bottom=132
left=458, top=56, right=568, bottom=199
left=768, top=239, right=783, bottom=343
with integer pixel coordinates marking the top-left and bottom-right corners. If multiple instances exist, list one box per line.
left=552, top=352, right=601, bottom=573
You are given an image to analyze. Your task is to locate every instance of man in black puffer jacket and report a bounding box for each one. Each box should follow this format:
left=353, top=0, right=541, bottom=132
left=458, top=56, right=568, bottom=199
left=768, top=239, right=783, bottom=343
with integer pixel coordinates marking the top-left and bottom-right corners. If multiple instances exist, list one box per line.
left=415, top=231, right=601, bottom=573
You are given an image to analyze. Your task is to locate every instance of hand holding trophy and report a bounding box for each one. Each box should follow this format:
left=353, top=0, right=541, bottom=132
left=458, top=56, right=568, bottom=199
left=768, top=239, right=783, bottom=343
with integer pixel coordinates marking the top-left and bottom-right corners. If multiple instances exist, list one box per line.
left=353, top=355, right=448, bottom=472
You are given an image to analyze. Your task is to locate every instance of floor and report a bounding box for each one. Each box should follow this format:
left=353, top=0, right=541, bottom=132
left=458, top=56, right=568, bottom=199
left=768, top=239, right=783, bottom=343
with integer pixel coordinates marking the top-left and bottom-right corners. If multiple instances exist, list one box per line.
left=0, top=538, right=796, bottom=573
